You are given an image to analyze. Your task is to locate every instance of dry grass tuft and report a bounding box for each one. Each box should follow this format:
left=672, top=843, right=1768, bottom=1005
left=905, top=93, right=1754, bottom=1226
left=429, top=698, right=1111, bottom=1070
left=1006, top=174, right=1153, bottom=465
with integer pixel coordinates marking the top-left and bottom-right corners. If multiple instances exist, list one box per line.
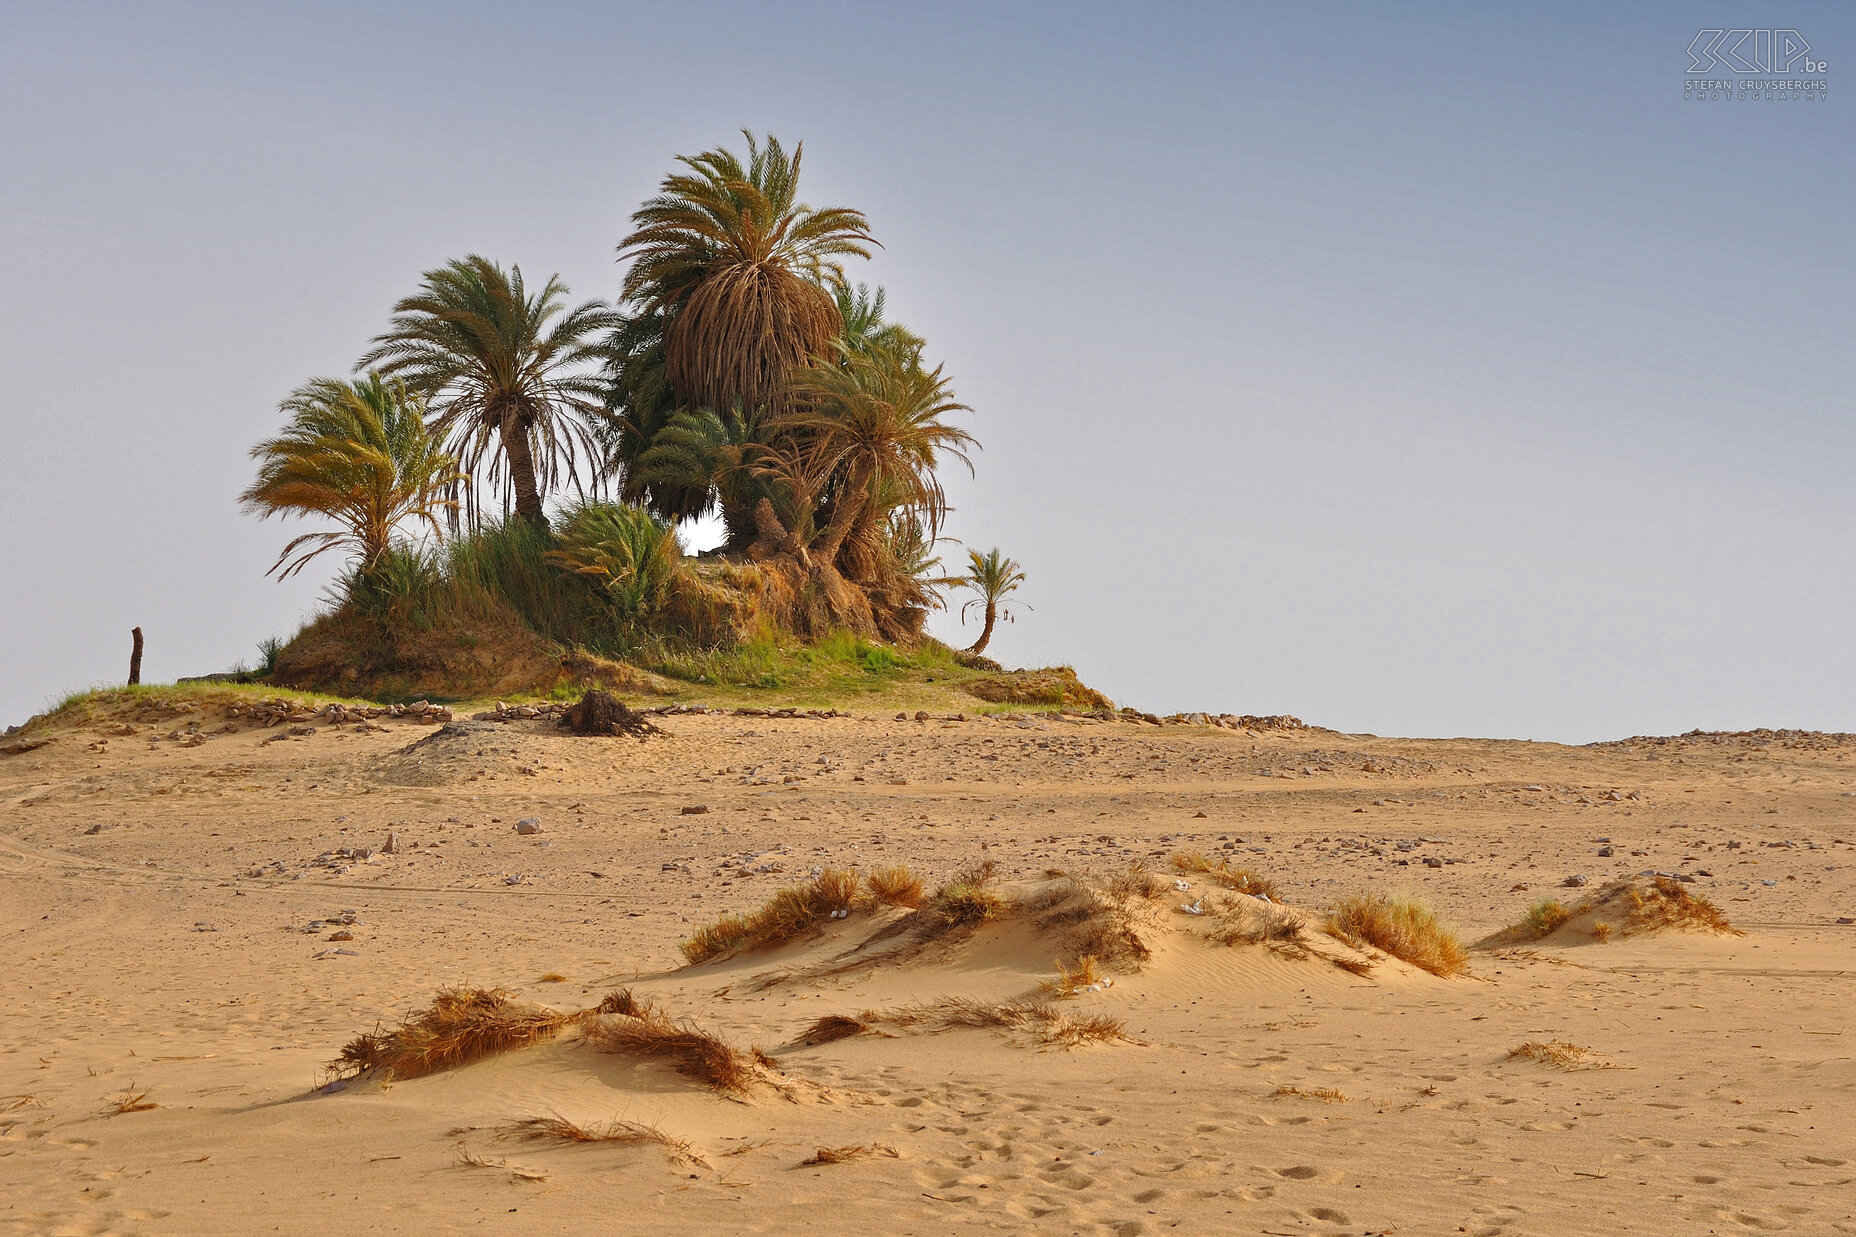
left=585, top=1008, right=764, bottom=1095
left=1326, top=893, right=1468, bottom=977
left=863, top=866, right=926, bottom=910
left=1507, top=1040, right=1616, bottom=1071
left=456, top=1147, right=549, bottom=1181
left=1172, top=852, right=1281, bottom=901
left=1590, top=920, right=1612, bottom=942
left=1520, top=899, right=1571, bottom=939
left=497, top=1115, right=705, bottom=1165
left=1030, top=865, right=1169, bottom=972
left=926, top=859, right=1006, bottom=930
left=596, top=988, right=658, bottom=1019
left=862, top=997, right=1129, bottom=1049
left=1209, top=899, right=1308, bottom=951
left=797, top=1013, right=876, bottom=1045
left=1622, top=877, right=1740, bottom=935
left=1330, top=953, right=1376, bottom=977
left=1039, top=955, right=1104, bottom=998
left=681, top=868, right=863, bottom=963
left=1272, top=1085, right=1348, bottom=1103
left=331, top=988, right=569, bottom=1080
left=2, top=1094, right=45, bottom=1113
left=536, top=972, right=569, bottom=983
left=104, top=1085, right=157, bottom=1114
left=801, top=1143, right=899, bottom=1166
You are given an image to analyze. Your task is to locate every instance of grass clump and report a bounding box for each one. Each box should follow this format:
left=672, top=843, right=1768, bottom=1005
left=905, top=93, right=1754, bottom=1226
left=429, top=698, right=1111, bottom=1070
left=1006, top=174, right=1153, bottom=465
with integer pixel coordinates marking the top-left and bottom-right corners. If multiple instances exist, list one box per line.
left=1621, top=877, right=1739, bottom=935
left=1038, top=955, right=1105, bottom=999
left=1326, top=893, right=1468, bottom=977
left=1271, top=1085, right=1348, bottom=1103
left=1172, top=852, right=1281, bottom=901
left=925, top=859, right=1006, bottom=929
left=1209, top=899, right=1308, bottom=951
left=1520, top=899, right=1571, bottom=939
left=331, top=987, right=569, bottom=1080
left=863, top=866, right=927, bottom=909
left=1506, top=1041, right=1616, bottom=1071
left=796, top=1013, right=878, bottom=1045
left=585, top=1007, right=764, bottom=1096
left=681, top=868, right=862, bottom=963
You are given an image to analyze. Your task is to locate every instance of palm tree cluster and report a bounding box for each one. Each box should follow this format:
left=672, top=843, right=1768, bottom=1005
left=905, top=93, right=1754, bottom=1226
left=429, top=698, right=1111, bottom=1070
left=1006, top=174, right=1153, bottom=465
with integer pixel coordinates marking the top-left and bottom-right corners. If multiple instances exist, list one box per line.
left=243, top=130, right=1018, bottom=657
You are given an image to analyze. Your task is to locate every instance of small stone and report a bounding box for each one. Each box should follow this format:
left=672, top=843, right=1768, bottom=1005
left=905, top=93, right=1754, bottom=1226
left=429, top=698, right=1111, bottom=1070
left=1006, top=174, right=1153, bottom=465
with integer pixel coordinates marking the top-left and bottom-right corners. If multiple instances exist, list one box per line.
left=381, top=831, right=400, bottom=855
left=680, top=805, right=709, bottom=815
left=914, top=710, right=929, bottom=722
left=1561, top=873, right=1588, bottom=887
left=327, top=930, right=354, bottom=941
left=515, top=818, right=542, bottom=835
left=1596, top=845, right=1614, bottom=857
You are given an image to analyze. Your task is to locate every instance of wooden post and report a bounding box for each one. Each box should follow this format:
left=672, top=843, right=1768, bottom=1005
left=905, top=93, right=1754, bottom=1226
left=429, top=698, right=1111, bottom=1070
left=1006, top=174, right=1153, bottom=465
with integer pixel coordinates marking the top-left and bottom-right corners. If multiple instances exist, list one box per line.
left=129, top=627, right=144, bottom=686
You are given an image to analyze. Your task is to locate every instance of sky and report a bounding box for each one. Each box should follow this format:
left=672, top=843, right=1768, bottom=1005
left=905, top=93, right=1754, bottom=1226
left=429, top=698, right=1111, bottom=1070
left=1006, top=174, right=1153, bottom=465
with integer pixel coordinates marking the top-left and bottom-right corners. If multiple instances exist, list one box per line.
left=1, top=1, right=1850, bottom=742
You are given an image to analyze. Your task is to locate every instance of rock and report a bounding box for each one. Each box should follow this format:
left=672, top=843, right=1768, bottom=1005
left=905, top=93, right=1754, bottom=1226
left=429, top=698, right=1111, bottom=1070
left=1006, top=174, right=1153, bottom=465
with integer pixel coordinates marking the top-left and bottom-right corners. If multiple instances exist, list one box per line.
left=382, top=831, right=400, bottom=855
left=1596, top=845, right=1614, bottom=857
left=680, top=805, right=709, bottom=815
left=914, top=710, right=929, bottom=722
left=327, top=930, right=354, bottom=941
left=1561, top=873, right=1588, bottom=887
left=1423, top=856, right=1444, bottom=868
left=515, top=818, right=542, bottom=835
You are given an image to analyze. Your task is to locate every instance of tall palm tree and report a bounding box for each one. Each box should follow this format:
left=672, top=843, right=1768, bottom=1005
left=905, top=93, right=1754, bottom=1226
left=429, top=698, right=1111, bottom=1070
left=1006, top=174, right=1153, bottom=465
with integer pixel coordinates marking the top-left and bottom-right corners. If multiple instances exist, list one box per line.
left=617, top=132, right=875, bottom=421
left=833, top=282, right=923, bottom=364
left=359, top=255, right=617, bottom=530
left=240, top=374, right=465, bottom=579
left=957, top=548, right=1028, bottom=656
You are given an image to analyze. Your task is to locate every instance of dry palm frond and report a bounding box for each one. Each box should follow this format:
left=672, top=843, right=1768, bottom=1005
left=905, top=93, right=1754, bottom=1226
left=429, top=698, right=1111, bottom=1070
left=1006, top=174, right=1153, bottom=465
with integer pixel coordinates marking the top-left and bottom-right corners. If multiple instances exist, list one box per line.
left=331, top=987, right=569, bottom=1081
left=104, top=1086, right=157, bottom=1115
left=1172, top=852, right=1281, bottom=901
left=1039, top=955, right=1105, bottom=998
left=586, top=1010, right=763, bottom=1096
left=681, top=868, right=862, bottom=963
left=800, top=1143, right=899, bottom=1166
left=1326, top=893, right=1468, bottom=978
left=1506, top=1041, right=1617, bottom=1071
left=863, top=866, right=926, bottom=909
left=1271, top=1085, right=1348, bottom=1103
left=497, top=1115, right=706, bottom=1165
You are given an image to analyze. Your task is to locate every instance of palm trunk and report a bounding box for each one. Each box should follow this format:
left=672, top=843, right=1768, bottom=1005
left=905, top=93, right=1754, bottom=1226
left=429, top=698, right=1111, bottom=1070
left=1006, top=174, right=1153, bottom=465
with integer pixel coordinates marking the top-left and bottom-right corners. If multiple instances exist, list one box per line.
left=499, top=409, right=548, bottom=530
left=968, top=603, right=997, bottom=655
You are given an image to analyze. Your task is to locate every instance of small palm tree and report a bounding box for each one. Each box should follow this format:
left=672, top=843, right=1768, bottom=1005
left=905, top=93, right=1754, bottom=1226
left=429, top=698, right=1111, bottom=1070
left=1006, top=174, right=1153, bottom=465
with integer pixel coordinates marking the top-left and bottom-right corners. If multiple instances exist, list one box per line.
left=359, top=255, right=617, bottom=529
left=618, top=131, right=875, bottom=419
left=957, top=548, right=1028, bottom=656
left=240, top=374, right=465, bottom=579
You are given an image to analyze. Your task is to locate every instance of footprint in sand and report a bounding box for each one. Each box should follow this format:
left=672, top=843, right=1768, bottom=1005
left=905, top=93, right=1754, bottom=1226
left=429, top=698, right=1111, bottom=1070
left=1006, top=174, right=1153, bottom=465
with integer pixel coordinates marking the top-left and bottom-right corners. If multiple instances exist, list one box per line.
left=1306, top=1206, right=1351, bottom=1223
left=1275, top=1165, right=1321, bottom=1180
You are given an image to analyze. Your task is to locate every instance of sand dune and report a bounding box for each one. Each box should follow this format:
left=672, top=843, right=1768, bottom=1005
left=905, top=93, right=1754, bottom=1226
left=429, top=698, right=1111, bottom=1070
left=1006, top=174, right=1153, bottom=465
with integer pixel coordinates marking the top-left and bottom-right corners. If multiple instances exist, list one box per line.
left=3, top=703, right=1853, bottom=1235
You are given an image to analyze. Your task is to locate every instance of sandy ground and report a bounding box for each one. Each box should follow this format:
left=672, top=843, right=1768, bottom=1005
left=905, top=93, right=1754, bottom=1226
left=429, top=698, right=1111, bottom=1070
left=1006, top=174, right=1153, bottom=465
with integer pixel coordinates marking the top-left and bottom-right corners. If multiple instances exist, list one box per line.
left=2, top=702, right=1853, bottom=1236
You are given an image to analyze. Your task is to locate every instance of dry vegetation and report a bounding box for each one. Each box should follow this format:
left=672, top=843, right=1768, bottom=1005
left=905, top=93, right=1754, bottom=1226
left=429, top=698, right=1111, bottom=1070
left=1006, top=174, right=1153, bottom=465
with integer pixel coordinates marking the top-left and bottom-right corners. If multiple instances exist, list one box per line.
left=332, top=988, right=571, bottom=1081
left=1520, top=899, right=1571, bottom=939
left=863, top=866, right=926, bottom=910
left=497, top=1115, right=706, bottom=1166
left=1488, top=875, right=1740, bottom=946
left=1172, top=852, right=1282, bottom=901
left=1272, top=1085, right=1348, bottom=1103
left=584, top=1005, right=767, bottom=1096
left=1326, top=892, right=1469, bottom=977
left=103, top=1086, right=157, bottom=1115
left=801, top=1143, right=900, bottom=1166
left=806, top=997, right=1130, bottom=1050
left=680, top=868, right=862, bottom=963
left=1038, top=954, right=1105, bottom=998
left=1506, top=1040, right=1617, bottom=1071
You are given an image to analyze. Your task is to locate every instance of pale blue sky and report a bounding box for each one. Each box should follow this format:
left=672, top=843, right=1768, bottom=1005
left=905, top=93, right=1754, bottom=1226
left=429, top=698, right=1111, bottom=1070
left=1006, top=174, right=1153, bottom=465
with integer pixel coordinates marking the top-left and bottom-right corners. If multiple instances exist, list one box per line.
left=2, top=2, right=1850, bottom=740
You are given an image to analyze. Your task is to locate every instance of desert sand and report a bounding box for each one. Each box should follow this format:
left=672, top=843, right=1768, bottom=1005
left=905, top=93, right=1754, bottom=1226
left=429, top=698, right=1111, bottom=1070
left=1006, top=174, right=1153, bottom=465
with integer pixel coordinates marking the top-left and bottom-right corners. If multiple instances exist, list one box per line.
left=2, top=697, right=1853, bottom=1236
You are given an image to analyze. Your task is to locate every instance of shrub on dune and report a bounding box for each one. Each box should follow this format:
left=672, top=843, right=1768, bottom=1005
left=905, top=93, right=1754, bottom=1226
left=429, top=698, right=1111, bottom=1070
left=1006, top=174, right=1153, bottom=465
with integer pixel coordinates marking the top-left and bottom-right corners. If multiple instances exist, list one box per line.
left=1325, top=893, right=1468, bottom=977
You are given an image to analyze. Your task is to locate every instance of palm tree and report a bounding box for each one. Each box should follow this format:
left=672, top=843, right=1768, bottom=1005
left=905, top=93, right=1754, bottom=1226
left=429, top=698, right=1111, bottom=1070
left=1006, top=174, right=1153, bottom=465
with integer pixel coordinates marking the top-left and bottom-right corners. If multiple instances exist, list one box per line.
left=957, top=548, right=1028, bottom=656
left=359, top=255, right=617, bottom=530
left=616, top=132, right=875, bottom=421
left=834, top=283, right=923, bottom=364
left=779, top=345, right=975, bottom=564
left=240, top=374, right=465, bottom=579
